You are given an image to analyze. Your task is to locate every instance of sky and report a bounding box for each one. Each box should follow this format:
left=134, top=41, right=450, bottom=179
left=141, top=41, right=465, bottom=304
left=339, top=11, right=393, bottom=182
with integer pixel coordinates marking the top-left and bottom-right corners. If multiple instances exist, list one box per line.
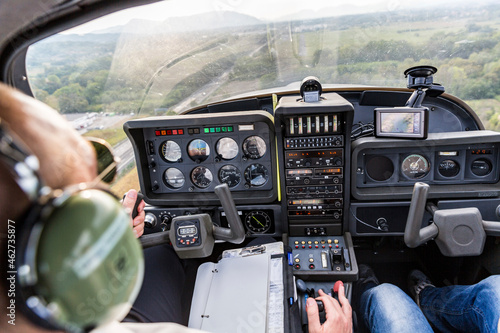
left=64, top=0, right=480, bottom=35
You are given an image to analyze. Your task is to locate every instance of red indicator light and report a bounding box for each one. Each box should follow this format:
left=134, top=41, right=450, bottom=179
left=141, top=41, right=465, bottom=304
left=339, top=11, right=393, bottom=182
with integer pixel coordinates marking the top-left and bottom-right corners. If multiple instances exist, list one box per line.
left=173, top=130, right=178, bottom=135
left=167, top=130, right=172, bottom=135
left=179, top=129, right=184, bottom=135
left=155, top=130, right=161, bottom=136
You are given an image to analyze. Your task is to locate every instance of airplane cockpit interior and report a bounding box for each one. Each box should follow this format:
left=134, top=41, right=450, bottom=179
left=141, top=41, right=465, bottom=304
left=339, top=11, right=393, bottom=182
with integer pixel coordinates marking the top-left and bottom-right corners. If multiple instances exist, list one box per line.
left=1, top=0, right=500, bottom=332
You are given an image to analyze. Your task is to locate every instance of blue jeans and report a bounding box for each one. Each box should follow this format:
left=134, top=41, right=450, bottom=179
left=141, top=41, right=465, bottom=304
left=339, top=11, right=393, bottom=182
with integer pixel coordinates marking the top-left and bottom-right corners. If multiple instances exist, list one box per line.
left=360, top=276, right=500, bottom=333
left=420, top=275, right=500, bottom=333
left=361, top=283, right=433, bottom=333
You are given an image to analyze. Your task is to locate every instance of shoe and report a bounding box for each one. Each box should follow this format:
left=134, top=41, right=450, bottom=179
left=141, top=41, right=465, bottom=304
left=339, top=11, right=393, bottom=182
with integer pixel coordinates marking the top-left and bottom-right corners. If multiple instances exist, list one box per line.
left=408, top=270, right=435, bottom=307
left=357, top=264, right=380, bottom=286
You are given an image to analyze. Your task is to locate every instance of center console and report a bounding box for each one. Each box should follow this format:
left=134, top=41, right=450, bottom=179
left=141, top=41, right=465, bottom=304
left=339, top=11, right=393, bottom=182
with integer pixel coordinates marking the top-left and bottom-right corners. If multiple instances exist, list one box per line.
left=275, top=93, right=358, bottom=280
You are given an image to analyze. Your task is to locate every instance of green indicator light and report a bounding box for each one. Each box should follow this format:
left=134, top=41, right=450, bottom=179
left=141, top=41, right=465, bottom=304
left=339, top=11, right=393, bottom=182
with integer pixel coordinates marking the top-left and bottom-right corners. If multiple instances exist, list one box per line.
left=222, top=127, right=227, bottom=132
left=216, top=127, right=221, bottom=132
left=210, top=128, right=215, bottom=133
left=204, top=128, right=210, bottom=133
left=228, top=126, right=233, bottom=132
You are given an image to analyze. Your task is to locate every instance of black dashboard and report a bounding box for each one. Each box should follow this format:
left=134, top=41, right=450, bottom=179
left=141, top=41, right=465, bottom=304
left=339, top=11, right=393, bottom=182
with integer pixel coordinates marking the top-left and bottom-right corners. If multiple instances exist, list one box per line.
left=124, top=89, right=500, bottom=240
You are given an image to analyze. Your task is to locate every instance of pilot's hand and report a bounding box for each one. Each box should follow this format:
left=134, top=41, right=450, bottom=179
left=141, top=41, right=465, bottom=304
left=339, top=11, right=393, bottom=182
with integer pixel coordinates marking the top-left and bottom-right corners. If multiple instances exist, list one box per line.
left=306, top=283, right=352, bottom=333
left=122, top=189, right=145, bottom=238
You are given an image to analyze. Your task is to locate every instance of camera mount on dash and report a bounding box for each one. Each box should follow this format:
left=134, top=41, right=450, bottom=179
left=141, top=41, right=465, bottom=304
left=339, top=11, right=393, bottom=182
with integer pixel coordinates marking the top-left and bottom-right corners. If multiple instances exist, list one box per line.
left=300, top=76, right=323, bottom=103
left=404, top=65, right=445, bottom=108
left=374, top=65, right=445, bottom=139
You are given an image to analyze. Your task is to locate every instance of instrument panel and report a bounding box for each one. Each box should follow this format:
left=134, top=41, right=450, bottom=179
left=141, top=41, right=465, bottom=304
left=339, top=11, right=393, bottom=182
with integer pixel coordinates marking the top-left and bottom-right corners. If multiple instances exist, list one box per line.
left=124, top=111, right=278, bottom=206
left=125, top=89, right=500, bottom=239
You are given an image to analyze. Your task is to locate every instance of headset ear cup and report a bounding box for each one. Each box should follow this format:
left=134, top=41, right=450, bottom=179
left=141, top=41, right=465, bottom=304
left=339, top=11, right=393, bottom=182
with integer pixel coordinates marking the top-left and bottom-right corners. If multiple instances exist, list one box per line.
left=17, top=189, right=144, bottom=332
left=16, top=202, right=62, bottom=331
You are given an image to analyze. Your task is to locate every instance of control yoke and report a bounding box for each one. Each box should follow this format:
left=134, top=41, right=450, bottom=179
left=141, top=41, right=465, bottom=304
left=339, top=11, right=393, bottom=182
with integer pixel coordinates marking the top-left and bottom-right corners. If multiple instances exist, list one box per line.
left=405, top=182, right=500, bottom=256
left=140, top=184, right=245, bottom=258
left=213, top=184, right=246, bottom=243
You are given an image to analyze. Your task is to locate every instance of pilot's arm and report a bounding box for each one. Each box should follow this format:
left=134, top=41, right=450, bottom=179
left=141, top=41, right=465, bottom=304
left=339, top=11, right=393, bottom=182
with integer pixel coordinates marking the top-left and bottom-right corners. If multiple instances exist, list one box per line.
left=306, top=283, right=352, bottom=333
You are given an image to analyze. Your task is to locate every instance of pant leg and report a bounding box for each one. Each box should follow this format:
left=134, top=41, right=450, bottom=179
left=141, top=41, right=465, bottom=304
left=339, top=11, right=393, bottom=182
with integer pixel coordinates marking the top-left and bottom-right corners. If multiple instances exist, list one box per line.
left=419, top=275, right=500, bottom=333
left=360, top=283, right=433, bottom=333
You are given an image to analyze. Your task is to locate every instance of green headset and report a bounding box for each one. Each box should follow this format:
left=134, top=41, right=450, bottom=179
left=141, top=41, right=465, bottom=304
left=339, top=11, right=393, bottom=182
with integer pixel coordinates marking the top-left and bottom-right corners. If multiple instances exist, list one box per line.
left=0, top=125, right=144, bottom=332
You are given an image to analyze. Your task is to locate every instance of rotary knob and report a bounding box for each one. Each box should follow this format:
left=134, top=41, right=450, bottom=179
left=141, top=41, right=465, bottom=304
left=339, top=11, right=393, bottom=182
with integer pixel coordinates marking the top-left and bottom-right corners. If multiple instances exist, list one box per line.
left=144, top=213, right=157, bottom=228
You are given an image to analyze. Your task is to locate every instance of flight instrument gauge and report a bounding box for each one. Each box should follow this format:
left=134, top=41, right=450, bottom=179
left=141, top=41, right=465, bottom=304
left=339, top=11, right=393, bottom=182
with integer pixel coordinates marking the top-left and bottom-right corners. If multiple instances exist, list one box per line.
left=438, top=159, right=460, bottom=177
left=401, top=154, right=430, bottom=179
left=245, top=211, right=271, bottom=233
left=244, top=163, right=269, bottom=186
left=219, top=165, right=242, bottom=188
left=188, top=139, right=210, bottom=162
left=191, top=166, right=213, bottom=188
left=216, top=137, right=239, bottom=160
left=163, top=168, right=185, bottom=189
left=160, top=140, right=182, bottom=162
left=242, top=136, right=266, bottom=159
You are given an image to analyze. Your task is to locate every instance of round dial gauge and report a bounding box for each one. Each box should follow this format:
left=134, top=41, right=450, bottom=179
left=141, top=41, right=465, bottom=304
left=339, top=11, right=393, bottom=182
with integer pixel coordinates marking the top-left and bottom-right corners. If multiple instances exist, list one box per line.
left=471, top=159, right=492, bottom=176
left=219, top=165, right=242, bottom=188
left=244, top=163, right=269, bottom=186
left=160, top=140, right=182, bottom=162
left=163, top=168, right=185, bottom=189
left=216, top=137, right=239, bottom=160
left=438, top=159, right=460, bottom=178
left=188, top=139, right=210, bottom=162
left=191, top=166, right=213, bottom=188
left=242, top=136, right=267, bottom=159
left=245, top=211, right=271, bottom=233
left=401, top=154, right=430, bottom=179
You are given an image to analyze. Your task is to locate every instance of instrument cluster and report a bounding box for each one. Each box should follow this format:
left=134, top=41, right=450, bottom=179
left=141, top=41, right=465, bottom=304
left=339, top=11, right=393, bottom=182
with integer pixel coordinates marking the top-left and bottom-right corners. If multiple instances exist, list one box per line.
left=124, top=111, right=278, bottom=206
left=351, top=131, right=500, bottom=200
left=158, top=135, right=269, bottom=190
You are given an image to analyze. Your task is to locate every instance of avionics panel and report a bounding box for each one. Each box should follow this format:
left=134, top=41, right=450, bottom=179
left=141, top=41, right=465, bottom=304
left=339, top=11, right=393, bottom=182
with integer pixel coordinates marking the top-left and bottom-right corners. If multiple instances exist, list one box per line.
left=124, top=111, right=278, bottom=206
left=275, top=93, right=354, bottom=237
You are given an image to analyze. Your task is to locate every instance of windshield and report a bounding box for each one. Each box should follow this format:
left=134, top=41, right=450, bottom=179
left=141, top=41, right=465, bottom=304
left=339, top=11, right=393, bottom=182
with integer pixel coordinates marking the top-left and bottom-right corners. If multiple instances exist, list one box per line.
left=27, top=0, right=500, bottom=114
left=25, top=0, right=500, bottom=193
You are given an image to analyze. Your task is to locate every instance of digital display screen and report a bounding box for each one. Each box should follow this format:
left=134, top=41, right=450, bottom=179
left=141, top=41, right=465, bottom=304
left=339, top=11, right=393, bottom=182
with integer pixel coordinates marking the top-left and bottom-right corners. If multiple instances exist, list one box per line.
left=286, top=150, right=342, bottom=159
left=380, top=112, right=421, bottom=134
left=290, top=199, right=324, bottom=205
left=314, top=168, right=342, bottom=176
left=287, top=169, right=313, bottom=177
left=179, top=226, right=197, bottom=235
left=375, top=108, right=427, bottom=139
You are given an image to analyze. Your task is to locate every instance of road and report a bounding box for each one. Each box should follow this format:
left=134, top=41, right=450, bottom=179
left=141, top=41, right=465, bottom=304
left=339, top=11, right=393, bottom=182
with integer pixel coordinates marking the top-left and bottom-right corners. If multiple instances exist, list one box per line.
left=114, top=139, right=134, bottom=173
left=172, top=41, right=269, bottom=113
left=97, top=40, right=272, bottom=173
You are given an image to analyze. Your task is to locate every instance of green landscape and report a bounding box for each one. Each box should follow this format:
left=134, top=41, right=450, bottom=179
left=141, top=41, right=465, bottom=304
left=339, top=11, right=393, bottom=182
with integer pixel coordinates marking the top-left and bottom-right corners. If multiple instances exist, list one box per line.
left=24, top=2, right=500, bottom=193
left=27, top=3, right=500, bottom=128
